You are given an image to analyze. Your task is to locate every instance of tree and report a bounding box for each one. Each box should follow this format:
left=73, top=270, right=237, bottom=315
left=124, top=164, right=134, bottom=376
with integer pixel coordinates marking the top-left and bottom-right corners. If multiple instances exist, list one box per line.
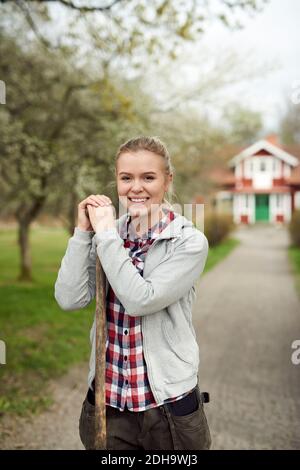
left=0, top=113, right=57, bottom=280
left=0, top=0, right=268, bottom=62
left=0, top=32, right=135, bottom=280
left=280, top=100, right=300, bottom=145
left=223, top=103, right=263, bottom=145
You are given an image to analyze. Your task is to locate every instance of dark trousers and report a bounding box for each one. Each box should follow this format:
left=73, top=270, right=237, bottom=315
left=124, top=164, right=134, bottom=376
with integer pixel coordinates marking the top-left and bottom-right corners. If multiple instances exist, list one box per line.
left=79, top=385, right=211, bottom=450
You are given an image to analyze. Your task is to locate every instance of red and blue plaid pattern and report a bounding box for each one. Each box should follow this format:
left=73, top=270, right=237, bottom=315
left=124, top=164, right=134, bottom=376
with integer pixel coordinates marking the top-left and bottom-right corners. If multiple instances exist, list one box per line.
left=103, top=207, right=192, bottom=412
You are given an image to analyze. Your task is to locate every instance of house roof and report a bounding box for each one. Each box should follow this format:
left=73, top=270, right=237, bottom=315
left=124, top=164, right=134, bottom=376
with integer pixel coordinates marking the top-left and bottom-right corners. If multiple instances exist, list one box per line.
left=228, top=139, right=299, bottom=168
left=287, top=164, right=300, bottom=185
left=282, top=144, right=300, bottom=161
left=209, top=167, right=236, bottom=186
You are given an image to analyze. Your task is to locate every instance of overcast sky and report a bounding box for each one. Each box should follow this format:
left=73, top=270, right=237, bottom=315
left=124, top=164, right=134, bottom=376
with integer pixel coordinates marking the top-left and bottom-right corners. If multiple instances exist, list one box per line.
left=201, top=0, right=300, bottom=130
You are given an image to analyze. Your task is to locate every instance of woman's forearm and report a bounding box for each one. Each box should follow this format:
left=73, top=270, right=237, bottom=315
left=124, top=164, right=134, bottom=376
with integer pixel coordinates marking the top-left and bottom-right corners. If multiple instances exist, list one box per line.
left=95, top=228, right=208, bottom=316
left=54, top=227, right=96, bottom=311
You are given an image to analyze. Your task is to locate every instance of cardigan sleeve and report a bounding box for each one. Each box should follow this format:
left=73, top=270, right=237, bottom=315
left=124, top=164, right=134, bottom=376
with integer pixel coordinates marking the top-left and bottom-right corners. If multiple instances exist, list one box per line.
left=95, top=228, right=208, bottom=316
left=54, top=228, right=97, bottom=311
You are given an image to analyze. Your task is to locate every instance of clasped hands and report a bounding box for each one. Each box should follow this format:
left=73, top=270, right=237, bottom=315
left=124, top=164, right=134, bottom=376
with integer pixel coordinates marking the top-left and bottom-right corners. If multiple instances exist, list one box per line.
left=86, top=196, right=116, bottom=234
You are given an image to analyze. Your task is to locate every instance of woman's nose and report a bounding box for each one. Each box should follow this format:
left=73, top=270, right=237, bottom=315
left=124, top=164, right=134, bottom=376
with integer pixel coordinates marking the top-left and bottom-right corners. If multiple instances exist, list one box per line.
left=131, top=180, right=143, bottom=192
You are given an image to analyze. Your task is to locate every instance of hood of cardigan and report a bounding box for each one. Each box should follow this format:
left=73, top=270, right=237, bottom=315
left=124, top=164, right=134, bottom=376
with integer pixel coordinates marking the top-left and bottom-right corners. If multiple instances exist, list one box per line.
left=116, top=209, right=195, bottom=241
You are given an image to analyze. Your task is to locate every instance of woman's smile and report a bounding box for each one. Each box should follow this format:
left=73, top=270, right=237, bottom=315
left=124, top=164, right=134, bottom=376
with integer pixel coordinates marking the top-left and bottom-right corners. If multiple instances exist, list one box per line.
left=128, top=197, right=150, bottom=204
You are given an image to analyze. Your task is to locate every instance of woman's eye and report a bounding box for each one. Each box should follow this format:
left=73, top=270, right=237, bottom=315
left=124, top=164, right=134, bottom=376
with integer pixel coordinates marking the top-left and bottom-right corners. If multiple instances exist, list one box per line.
left=121, top=176, right=154, bottom=181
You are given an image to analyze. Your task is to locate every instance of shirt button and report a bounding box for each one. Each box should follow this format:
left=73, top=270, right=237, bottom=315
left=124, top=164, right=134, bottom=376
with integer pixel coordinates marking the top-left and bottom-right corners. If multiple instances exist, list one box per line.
left=125, top=380, right=129, bottom=385
left=124, top=355, right=128, bottom=361
left=124, top=330, right=128, bottom=335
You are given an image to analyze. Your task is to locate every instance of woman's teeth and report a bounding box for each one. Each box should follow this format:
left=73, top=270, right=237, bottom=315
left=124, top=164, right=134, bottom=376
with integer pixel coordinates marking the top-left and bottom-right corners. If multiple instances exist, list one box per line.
left=129, top=198, right=148, bottom=203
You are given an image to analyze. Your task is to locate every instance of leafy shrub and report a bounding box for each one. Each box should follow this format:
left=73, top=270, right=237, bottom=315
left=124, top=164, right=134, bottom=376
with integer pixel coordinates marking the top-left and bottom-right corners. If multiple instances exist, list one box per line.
left=203, top=211, right=234, bottom=247
left=289, top=210, right=300, bottom=247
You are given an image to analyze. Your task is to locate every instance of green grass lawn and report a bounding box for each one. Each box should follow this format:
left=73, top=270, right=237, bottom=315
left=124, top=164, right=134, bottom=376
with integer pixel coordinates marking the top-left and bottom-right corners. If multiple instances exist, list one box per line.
left=0, top=227, right=95, bottom=417
left=204, top=237, right=240, bottom=273
left=0, top=227, right=239, bottom=418
left=288, top=245, right=300, bottom=298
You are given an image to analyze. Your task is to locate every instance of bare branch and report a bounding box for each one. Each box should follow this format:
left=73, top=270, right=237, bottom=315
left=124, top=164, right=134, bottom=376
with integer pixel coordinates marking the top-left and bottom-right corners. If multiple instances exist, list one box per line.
left=13, top=0, right=51, bottom=49
left=1, top=0, right=124, bottom=12
left=52, top=0, right=122, bottom=12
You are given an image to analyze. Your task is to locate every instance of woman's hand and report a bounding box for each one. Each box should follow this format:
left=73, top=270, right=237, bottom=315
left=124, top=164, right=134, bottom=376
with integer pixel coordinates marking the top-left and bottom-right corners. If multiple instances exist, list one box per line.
left=87, top=201, right=116, bottom=234
left=77, top=194, right=113, bottom=232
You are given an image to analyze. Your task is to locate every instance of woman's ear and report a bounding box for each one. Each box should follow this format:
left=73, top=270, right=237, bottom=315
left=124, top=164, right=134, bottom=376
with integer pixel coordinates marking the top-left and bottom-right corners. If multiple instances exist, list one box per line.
left=164, top=172, right=173, bottom=192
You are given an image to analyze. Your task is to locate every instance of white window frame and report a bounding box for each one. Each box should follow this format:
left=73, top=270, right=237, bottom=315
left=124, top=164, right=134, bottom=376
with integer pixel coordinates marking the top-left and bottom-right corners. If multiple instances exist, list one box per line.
left=272, top=158, right=281, bottom=178
left=260, top=159, right=266, bottom=172
left=276, top=194, right=283, bottom=209
left=235, top=163, right=242, bottom=179
left=244, top=159, right=252, bottom=179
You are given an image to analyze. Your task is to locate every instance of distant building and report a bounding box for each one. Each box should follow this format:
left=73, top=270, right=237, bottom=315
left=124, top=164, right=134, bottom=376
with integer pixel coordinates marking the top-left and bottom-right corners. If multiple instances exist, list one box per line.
left=213, top=136, right=300, bottom=224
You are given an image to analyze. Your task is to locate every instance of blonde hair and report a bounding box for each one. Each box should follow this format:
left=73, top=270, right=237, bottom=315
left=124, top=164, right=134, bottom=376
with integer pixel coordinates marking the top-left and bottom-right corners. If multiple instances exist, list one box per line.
left=115, top=136, right=175, bottom=208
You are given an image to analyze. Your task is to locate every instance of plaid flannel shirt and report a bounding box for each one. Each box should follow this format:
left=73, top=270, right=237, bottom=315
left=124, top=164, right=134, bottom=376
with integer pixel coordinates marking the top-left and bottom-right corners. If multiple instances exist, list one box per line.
left=102, top=207, right=193, bottom=412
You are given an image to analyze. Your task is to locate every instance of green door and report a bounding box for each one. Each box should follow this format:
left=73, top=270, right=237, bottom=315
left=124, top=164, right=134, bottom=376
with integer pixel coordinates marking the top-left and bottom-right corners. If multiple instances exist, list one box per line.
left=255, top=194, right=269, bottom=221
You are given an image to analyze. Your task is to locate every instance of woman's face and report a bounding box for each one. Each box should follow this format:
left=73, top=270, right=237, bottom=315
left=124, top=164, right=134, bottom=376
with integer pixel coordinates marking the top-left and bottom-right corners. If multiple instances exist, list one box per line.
left=116, top=150, right=172, bottom=218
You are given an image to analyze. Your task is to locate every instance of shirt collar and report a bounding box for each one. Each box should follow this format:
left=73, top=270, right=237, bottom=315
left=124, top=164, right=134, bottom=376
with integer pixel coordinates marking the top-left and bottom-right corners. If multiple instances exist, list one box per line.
left=119, top=206, right=174, bottom=240
left=117, top=206, right=192, bottom=242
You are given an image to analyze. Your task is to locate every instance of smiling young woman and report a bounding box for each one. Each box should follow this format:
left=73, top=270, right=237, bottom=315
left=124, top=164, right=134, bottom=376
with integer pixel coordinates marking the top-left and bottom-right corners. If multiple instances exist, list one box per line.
left=115, top=138, right=174, bottom=237
left=54, top=136, right=211, bottom=450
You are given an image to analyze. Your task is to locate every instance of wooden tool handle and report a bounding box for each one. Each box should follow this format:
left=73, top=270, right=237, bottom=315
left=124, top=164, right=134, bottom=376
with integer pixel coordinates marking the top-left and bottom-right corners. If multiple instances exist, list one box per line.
left=94, top=256, right=107, bottom=449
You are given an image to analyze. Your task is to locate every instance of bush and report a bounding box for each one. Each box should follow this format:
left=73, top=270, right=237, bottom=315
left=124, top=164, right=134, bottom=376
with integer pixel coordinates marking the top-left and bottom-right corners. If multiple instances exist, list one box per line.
left=289, top=210, right=300, bottom=247
left=203, top=211, right=234, bottom=247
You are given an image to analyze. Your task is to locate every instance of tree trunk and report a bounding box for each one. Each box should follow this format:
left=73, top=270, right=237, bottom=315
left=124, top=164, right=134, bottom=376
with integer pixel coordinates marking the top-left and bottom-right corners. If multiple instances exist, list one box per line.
left=15, top=191, right=47, bottom=282
left=17, top=221, right=32, bottom=281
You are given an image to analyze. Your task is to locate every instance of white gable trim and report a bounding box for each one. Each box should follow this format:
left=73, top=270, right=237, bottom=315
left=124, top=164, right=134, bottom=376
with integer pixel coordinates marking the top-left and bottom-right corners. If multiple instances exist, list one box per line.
left=228, top=140, right=299, bottom=168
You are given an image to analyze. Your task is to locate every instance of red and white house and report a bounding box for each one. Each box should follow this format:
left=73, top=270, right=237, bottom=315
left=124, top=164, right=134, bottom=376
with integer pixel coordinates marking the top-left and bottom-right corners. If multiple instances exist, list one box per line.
left=214, top=136, right=300, bottom=224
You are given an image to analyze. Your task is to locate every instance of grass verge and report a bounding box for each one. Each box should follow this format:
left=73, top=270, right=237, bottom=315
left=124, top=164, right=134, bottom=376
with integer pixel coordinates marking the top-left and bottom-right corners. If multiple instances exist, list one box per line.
left=288, top=245, right=300, bottom=298
left=0, top=227, right=94, bottom=418
left=204, top=237, right=240, bottom=273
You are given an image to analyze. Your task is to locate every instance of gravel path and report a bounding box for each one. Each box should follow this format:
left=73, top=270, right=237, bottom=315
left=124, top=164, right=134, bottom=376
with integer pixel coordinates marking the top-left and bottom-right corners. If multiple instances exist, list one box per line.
left=1, top=224, right=299, bottom=449
left=196, top=224, right=300, bottom=449
left=1, top=364, right=87, bottom=449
